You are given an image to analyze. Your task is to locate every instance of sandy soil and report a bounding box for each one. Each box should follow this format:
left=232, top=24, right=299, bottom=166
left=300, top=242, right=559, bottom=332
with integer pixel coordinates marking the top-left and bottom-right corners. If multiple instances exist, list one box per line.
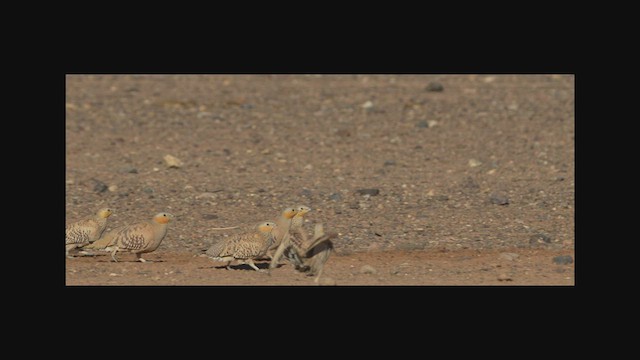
left=65, top=74, right=575, bottom=286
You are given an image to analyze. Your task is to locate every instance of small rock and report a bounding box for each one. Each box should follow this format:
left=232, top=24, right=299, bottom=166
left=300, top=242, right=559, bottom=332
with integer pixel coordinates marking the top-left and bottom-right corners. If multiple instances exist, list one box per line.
left=552, top=255, right=573, bottom=265
left=489, top=192, right=509, bottom=205
left=361, top=100, right=374, bottom=109
left=143, top=187, right=154, bottom=194
left=356, top=188, right=380, bottom=196
left=462, top=176, right=480, bottom=190
left=299, top=188, right=313, bottom=197
left=196, top=192, right=218, bottom=200
left=425, top=82, right=444, bottom=92
left=120, top=166, right=138, bottom=174
left=416, top=120, right=429, bottom=128
left=109, top=273, right=119, bottom=277
left=202, top=214, right=219, bottom=220
left=328, top=193, right=343, bottom=201
left=427, top=120, right=438, bottom=127
left=468, top=159, right=482, bottom=168
left=383, top=160, right=396, bottom=166
left=304, top=164, right=313, bottom=170
left=108, top=185, right=118, bottom=192
left=164, top=154, right=184, bottom=168
left=530, top=232, right=552, bottom=245
left=497, top=274, right=512, bottom=281
left=435, top=195, right=449, bottom=201
left=92, top=179, right=108, bottom=193
left=499, top=252, right=520, bottom=261
left=318, top=277, right=337, bottom=286
left=360, top=265, right=377, bottom=274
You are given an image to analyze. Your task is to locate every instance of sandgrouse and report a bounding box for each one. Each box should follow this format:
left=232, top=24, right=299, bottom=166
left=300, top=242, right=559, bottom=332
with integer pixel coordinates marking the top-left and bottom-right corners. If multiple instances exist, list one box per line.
left=100, top=212, right=173, bottom=262
left=65, top=208, right=113, bottom=257
left=206, top=221, right=277, bottom=272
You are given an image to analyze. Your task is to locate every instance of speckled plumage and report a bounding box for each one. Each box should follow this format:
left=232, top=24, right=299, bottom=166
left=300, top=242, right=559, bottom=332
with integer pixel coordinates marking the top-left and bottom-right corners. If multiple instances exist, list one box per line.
left=270, top=222, right=336, bottom=283
left=65, top=208, right=113, bottom=256
left=102, top=212, right=173, bottom=262
left=206, top=221, right=277, bottom=271
left=269, top=205, right=311, bottom=268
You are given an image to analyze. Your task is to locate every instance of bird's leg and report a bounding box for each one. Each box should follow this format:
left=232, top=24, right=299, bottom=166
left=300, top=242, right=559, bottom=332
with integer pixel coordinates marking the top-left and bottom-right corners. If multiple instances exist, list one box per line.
left=314, top=267, right=324, bottom=283
left=225, top=261, right=232, bottom=270
left=269, top=234, right=290, bottom=269
left=66, top=244, right=76, bottom=258
left=136, top=253, right=148, bottom=263
left=111, top=247, right=119, bottom=262
left=246, top=259, right=265, bottom=272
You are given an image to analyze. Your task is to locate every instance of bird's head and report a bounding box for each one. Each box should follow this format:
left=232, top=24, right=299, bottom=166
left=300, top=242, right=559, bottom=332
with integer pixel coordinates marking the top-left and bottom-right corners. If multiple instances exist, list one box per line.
left=153, top=212, right=174, bottom=224
left=282, top=207, right=298, bottom=219
left=257, top=221, right=277, bottom=233
left=97, top=208, right=114, bottom=218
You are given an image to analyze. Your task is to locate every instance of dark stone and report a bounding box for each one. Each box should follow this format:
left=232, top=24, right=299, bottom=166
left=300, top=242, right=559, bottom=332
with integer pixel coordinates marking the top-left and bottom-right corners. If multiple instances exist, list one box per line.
left=462, top=176, right=480, bottom=190
left=552, top=255, right=574, bottom=265
left=202, top=214, right=219, bottom=220
left=143, top=187, right=154, bottom=194
left=120, top=166, right=138, bottom=174
left=383, top=160, right=396, bottom=166
left=425, top=82, right=444, bottom=92
left=223, top=148, right=231, bottom=156
left=299, top=188, right=313, bottom=197
left=489, top=192, right=509, bottom=205
left=328, top=193, right=343, bottom=201
left=435, top=195, right=449, bottom=201
left=92, top=179, right=108, bottom=193
left=416, top=120, right=429, bottom=128
left=356, top=188, right=380, bottom=196
left=530, top=232, right=553, bottom=245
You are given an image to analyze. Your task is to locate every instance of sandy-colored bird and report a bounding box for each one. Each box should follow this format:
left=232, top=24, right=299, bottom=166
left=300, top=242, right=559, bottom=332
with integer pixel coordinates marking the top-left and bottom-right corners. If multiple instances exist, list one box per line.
left=206, top=221, right=277, bottom=272
left=65, top=208, right=113, bottom=257
left=269, top=222, right=336, bottom=283
left=269, top=205, right=311, bottom=268
left=264, top=207, right=298, bottom=259
left=99, top=212, right=173, bottom=262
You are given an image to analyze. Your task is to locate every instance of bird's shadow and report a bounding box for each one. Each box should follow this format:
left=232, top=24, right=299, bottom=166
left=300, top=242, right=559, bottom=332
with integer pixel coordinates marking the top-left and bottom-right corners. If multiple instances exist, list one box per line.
left=200, top=261, right=279, bottom=271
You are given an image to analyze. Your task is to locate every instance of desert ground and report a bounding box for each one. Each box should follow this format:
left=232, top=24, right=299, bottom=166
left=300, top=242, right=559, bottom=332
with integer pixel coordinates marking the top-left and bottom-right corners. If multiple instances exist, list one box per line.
left=65, top=74, right=575, bottom=286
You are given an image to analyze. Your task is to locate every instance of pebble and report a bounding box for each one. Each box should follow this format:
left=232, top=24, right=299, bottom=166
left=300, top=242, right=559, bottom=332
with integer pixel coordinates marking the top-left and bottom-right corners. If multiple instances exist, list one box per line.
left=499, top=252, right=520, bottom=261
left=416, top=120, right=429, bottom=128
left=425, top=82, right=444, bottom=92
left=92, top=179, right=108, bottom=193
left=383, top=160, right=396, bottom=166
left=202, top=214, right=219, bottom=220
left=164, top=154, right=184, bottom=168
left=530, top=232, right=552, bottom=245
left=497, top=274, right=512, bottom=281
left=108, top=185, right=118, bottom=192
left=328, top=193, right=343, bottom=201
left=360, top=265, right=377, bottom=274
left=120, top=166, right=138, bottom=174
left=468, top=159, right=482, bottom=167
left=361, top=101, right=374, bottom=109
left=356, top=188, right=380, bottom=196
left=299, top=188, right=313, bottom=197
left=552, top=255, right=573, bottom=265
left=143, top=187, right=154, bottom=194
left=196, top=192, right=218, bottom=200
left=109, top=273, right=119, bottom=277
left=489, top=192, right=509, bottom=205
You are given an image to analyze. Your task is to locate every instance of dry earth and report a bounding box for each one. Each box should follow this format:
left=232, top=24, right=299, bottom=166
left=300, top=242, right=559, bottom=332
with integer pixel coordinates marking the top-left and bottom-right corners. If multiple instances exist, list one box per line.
left=65, top=74, right=575, bottom=286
